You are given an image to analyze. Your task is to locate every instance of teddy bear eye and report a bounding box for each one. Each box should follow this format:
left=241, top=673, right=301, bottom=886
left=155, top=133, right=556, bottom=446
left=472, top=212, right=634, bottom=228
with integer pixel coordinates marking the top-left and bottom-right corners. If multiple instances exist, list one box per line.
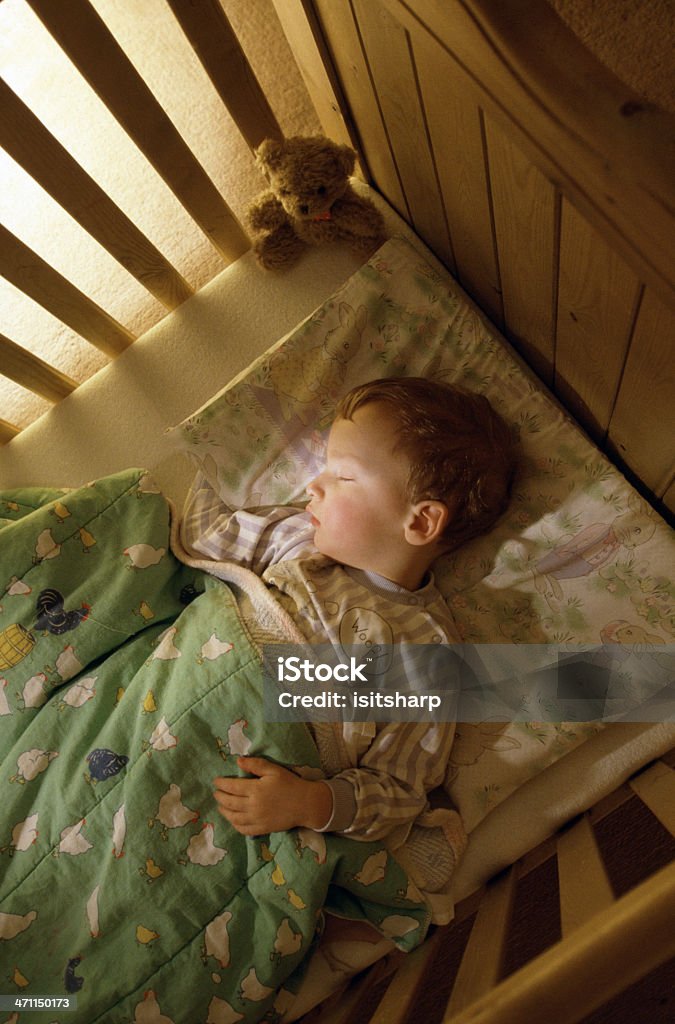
left=316, top=186, right=327, bottom=196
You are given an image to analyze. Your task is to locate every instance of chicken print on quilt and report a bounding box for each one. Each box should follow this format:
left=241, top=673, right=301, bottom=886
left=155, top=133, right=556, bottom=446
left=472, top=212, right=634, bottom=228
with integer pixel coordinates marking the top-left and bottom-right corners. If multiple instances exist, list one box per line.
left=0, top=469, right=429, bottom=1024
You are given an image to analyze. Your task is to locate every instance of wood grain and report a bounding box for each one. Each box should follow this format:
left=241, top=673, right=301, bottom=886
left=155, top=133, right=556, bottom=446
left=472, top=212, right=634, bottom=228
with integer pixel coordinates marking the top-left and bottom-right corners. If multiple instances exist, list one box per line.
left=557, top=815, right=614, bottom=937
left=0, top=419, right=20, bottom=444
left=350, top=0, right=452, bottom=267
left=0, top=80, right=192, bottom=310
left=167, top=0, right=282, bottom=152
left=484, top=116, right=557, bottom=384
left=0, top=225, right=134, bottom=357
left=313, top=0, right=408, bottom=212
left=629, top=761, right=675, bottom=838
left=26, top=0, right=249, bottom=262
left=0, top=333, right=77, bottom=402
left=446, top=868, right=516, bottom=1015
left=607, top=289, right=675, bottom=496
left=555, top=201, right=641, bottom=440
left=412, top=28, right=503, bottom=325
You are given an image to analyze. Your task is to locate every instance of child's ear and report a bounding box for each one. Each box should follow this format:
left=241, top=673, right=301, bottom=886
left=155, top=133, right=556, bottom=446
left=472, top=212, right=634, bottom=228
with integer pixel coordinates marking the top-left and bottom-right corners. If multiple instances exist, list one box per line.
left=404, top=500, right=450, bottom=547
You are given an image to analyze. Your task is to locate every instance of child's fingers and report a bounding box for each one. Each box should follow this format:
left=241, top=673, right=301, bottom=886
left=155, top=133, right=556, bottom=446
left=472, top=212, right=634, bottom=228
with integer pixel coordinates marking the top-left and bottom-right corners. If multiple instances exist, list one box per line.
left=236, top=755, right=280, bottom=776
left=213, top=776, right=254, bottom=795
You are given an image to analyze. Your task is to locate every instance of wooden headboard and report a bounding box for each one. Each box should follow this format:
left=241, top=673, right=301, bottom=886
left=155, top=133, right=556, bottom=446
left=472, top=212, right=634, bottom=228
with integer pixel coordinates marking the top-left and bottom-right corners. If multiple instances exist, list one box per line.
left=277, top=0, right=675, bottom=517
left=1, top=0, right=673, bottom=518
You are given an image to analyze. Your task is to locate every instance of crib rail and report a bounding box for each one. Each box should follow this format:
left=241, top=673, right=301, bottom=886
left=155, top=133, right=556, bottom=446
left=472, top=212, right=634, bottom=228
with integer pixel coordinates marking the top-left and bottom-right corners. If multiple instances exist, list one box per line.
left=0, top=0, right=304, bottom=438
left=304, top=0, right=675, bottom=513
left=303, top=748, right=675, bottom=1024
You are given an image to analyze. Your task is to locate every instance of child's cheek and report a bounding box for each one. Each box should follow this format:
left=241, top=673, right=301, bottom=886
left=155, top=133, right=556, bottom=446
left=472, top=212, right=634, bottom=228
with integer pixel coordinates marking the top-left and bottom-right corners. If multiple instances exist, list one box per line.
left=332, top=495, right=363, bottom=534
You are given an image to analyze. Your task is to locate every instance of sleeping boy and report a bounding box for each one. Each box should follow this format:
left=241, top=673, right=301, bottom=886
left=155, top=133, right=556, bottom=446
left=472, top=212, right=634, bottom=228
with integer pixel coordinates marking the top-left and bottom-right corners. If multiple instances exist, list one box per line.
left=180, top=376, right=515, bottom=898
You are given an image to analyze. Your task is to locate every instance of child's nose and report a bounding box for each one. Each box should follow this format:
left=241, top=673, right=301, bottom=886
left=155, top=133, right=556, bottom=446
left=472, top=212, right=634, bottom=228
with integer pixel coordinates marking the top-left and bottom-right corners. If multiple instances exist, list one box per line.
left=307, top=475, right=324, bottom=498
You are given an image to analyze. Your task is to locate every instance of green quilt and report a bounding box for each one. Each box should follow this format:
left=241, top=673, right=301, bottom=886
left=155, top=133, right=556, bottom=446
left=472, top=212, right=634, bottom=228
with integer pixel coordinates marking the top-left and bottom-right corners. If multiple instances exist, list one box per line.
left=0, top=469, right=429, bottom=1024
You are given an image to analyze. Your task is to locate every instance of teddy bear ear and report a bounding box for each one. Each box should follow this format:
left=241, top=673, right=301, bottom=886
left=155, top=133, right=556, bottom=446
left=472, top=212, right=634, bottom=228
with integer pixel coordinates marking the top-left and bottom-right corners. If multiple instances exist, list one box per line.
left=335, top=143, right=356, bottom=177
left=255, top=137, right=286, bottom=171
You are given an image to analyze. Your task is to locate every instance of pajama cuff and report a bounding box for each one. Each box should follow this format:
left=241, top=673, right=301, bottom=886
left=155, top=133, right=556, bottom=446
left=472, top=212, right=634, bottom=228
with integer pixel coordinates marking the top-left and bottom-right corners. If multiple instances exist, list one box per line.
left=315, top=778, right=356, bottom=833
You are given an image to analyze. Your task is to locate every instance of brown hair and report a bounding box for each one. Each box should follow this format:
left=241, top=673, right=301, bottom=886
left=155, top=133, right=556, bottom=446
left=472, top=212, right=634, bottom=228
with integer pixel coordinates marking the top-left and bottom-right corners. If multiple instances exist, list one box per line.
left=336, top=376, right=516, bottom=549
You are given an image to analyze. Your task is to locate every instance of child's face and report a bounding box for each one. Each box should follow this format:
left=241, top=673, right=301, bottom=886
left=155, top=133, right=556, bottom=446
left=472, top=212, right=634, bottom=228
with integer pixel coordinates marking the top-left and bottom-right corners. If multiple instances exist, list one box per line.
left=306, top=403, right=414, bottom=575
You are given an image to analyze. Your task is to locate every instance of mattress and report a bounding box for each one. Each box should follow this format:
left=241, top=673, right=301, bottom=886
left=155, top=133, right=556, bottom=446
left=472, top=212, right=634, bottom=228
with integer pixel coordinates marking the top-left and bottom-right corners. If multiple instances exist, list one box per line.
left=170, top=232, right=674, bottom=815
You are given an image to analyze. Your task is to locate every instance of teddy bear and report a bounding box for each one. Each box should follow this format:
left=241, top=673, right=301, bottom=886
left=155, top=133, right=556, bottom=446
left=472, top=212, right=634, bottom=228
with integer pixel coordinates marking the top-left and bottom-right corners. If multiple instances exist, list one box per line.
left=246, top=135, right=386, bottom=270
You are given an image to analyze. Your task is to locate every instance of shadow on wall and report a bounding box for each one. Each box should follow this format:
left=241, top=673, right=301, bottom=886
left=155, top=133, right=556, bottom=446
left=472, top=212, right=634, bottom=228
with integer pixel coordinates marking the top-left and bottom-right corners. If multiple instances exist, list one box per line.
left=0, top=0, right=320, bottom=430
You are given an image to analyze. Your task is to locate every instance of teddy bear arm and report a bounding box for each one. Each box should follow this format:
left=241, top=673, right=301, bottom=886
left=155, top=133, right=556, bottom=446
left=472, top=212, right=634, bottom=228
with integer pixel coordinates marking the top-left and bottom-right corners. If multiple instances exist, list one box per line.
left=333, top=192, right=386, bottom=240
left=248, top=192, right=290, bottom=232
left=253, top=223, right=307, bottom=271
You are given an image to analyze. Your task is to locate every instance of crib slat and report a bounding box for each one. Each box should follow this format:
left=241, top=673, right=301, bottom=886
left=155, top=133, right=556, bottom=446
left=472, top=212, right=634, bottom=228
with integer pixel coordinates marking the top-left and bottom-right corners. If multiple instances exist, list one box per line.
left=303, top=952, right=403, bottom=1024
left=445, top=867, right=516, bottom=1016
left=0, top=334, right=77, bottom=403
left=629, top=760, right=675, bottom=837
left=0, top=80, right=192, bottom=310
left=26, top=0, right=249, bottom=263
left=556, top=814, right=614, bottom=937
left=443, top=860, right=675, bottom=1024
left=166, top=0, right=282, bottom=152
left=0, top=420, right=20, bottom=444
left=272, top=0, right=362, bottom=159
left=0, top=226, right=135, bottom=358
left=368, top=927, right=445, bottom=1024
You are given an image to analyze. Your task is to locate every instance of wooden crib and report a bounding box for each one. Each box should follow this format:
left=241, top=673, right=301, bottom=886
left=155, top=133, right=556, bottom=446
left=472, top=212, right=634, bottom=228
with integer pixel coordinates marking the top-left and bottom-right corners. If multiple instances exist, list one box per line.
left=2, top=0, right=673, bottom=522
left=1, top=2, right=674, bottom=1021
left=300, top=745, right=675, bottom=1024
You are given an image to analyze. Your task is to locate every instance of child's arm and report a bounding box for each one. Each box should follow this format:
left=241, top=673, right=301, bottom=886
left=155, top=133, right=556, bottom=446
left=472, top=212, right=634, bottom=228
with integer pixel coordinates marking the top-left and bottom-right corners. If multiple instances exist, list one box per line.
left=214, top=723, right=455, bottom=840
left=315, top=722, right=456, bottom=840
left=181, top=471, right=314, bottom=573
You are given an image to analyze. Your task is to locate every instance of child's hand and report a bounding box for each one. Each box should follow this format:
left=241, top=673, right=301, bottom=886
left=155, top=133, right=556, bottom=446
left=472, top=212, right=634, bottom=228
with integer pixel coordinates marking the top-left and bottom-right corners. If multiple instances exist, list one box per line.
left=213, top=756, right=332, bottom=835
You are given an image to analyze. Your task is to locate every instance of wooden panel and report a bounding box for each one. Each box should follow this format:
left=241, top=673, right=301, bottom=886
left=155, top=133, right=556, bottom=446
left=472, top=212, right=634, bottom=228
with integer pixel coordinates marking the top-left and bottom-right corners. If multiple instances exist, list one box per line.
left=484, top=117, right=558, bottom=385
left=0, top=80, right=192, bottom=310
left=557, top=815, right=614, bottom=937
left=313, top=0, right=408, bottom=213
left=271, top=0, right=357, bottom=156
left=26, top=0, right=249, bottom=263
left=350, top=0, right=452, bottom=268
left=375, top=0, right=675, bottom=311
left=555, top=201, right=641, bottom=440
left=630, top=761, right=675, bottom=838
left=446, top=868, right=516, bottom=1015
left=412, top=29, right=502, bottom=326
left=0, top=333, right=77, bottom=403
left=166, top=0, right=282, bottom=152
left=446, top=861, right=675, bottom=1024
left=608, top=289, right=675, bottom=496
left=0, top=226, right=134, bottom=358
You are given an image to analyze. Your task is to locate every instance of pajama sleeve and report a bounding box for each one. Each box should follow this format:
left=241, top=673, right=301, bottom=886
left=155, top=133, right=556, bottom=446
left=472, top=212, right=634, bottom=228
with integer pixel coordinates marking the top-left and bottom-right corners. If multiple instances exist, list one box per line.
left=180, top=471, right=315, bottom=572
left=318, top=721, right=456, bottom=841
